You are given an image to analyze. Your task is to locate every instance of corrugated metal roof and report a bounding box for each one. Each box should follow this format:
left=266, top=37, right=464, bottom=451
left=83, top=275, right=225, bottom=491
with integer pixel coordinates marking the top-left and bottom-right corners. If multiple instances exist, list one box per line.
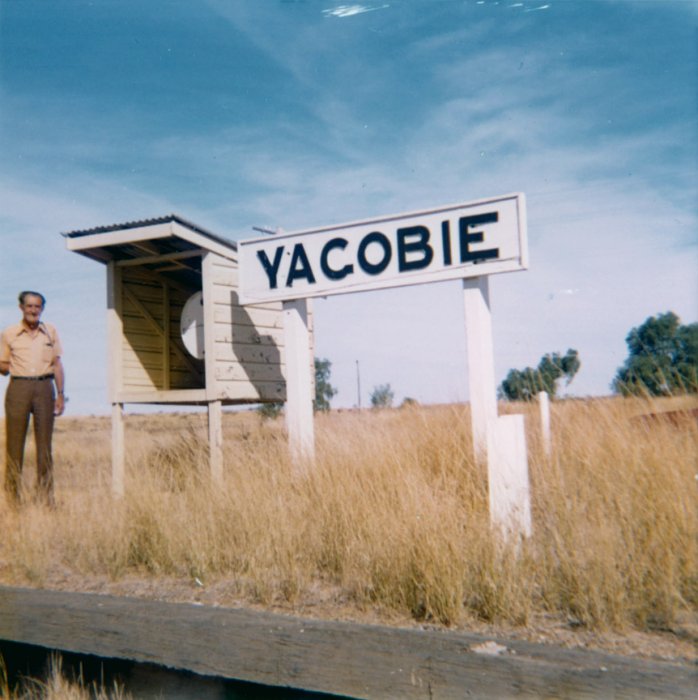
left=62, top=213, right=237, bottom=251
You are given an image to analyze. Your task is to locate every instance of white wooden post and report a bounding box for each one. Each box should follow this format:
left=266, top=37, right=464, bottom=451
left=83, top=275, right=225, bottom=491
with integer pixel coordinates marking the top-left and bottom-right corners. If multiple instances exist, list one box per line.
left=208, top=400, right=223, bottom=484
left=111, top=403, right=125, bottom=497
left=202, top=252, right=226, bottom=485
left=462, top=277, right=498, bottom=461
left=487, top=415, right=532, bottom=537
left=537, top=391, right=552, bottom=459
left=162, top=283, right=170, bottom=391
left=106, top=262, right=125, bottom=497
left=283, top=299, right=315, bottom=467
left=463, top=276, right=532, bottom=539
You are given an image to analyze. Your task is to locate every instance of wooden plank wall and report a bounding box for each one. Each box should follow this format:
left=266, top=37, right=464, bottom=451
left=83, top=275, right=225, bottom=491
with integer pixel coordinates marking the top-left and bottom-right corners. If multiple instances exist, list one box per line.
left=208, top=253, right=288, bottom=403
left=115, top=253, right=313, bottom=405
left=120, top=266, right=204, bottom=392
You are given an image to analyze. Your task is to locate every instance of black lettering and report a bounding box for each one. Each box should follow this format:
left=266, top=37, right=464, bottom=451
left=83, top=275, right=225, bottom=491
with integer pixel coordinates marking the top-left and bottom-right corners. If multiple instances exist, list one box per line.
left=286, top=243, right=316, bottom=287
left=357, top=232, right=392, bottom=275
left=257, top=247, right=284, bottom=289
left=397, top=225, right=434, bottom=272
left=441, top=220, right=452, bottom=266
left=320, top=237, right=353, bottom=280
left=459, top=212, right=499, bottom=263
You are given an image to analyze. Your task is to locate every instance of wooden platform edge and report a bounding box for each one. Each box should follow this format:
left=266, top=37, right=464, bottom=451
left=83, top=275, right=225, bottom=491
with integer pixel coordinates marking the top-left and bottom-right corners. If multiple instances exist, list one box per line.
left=0, top=586, right=694, bottom=699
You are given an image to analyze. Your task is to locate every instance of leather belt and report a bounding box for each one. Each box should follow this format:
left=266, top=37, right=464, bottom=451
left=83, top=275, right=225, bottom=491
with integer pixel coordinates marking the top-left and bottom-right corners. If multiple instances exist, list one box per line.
left=11, top=374, right=54, bottom=381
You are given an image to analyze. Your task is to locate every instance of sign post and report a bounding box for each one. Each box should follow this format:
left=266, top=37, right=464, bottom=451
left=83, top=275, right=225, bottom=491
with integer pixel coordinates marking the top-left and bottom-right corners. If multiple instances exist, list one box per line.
left=238, top=193, right=531, bottom=536
left=487, top=414, right=532, bottom=537
left=282, top=298, right=315, bottom=467
left=463, top=276, right=498, bottom=461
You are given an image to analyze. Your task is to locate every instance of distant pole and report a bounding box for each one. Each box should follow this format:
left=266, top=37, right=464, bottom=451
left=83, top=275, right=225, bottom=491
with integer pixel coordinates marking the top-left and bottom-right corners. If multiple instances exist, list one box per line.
left=356, top=360, right=362, bottom=410
left=538, top=391, right=552, bottom=458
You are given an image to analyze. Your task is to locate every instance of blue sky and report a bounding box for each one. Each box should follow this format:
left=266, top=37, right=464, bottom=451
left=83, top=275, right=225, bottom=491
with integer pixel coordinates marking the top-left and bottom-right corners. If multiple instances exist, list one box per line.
left=1, top=0, right=696, bottom=415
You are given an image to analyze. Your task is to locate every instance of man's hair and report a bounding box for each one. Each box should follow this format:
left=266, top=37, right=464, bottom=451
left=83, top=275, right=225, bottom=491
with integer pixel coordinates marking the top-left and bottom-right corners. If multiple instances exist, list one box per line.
left=18, top=291, right=46, bottom=306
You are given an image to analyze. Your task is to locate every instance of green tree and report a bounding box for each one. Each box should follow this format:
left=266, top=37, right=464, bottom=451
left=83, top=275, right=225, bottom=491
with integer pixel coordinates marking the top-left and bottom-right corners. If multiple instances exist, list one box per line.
left=314, top=357, right=337, bottom=412
left=370, top=383, right=394, bottom=409
left=613, top=312, right=698, bottom=396
left=257, top=401, right=283, bottom=420
left=500, top=349, right=580, bottom=401
left=259, top=357, right=337, bottom=417
left=400, top=397, right=419, bottom=409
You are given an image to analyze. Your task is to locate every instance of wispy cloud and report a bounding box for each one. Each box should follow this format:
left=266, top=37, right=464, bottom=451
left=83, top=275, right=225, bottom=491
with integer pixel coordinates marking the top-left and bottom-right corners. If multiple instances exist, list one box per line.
left=1, top=0, right=695, bottom=409
left=322, top=4, right=390, bottom=19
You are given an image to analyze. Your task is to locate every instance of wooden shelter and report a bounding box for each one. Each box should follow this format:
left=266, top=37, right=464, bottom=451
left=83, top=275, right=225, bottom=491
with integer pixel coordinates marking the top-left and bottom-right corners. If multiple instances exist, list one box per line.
left=64, top=214, right=302, bottom=493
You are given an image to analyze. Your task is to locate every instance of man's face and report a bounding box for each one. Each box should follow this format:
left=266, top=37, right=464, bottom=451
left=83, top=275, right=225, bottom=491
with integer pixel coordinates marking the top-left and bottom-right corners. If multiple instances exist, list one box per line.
left=20, top=295, right=44, bottom=327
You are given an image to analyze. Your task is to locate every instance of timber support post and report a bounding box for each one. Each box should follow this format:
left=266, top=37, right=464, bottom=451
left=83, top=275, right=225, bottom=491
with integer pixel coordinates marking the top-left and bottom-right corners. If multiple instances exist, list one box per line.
left=208, top=400, right=223, bottom=483
left=111, top=402, right=125, bottom=497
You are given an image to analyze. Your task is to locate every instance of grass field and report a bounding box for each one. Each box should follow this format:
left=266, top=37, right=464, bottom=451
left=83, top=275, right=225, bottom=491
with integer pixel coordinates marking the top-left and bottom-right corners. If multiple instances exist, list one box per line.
left=0, top=396, right=695, bottom=641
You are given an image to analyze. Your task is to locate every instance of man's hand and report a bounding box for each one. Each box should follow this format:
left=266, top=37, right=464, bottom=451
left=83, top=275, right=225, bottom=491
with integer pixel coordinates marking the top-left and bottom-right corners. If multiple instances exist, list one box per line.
left=54, top=394, right=65, bottom=416
left=53, top=358, right=65, bottom=416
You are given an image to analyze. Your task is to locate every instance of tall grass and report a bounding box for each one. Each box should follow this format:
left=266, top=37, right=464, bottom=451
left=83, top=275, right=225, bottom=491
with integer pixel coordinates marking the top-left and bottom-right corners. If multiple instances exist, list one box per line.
left=0, top=654, right=130, bottom=700
left=0, top=397, right=695, bottom=631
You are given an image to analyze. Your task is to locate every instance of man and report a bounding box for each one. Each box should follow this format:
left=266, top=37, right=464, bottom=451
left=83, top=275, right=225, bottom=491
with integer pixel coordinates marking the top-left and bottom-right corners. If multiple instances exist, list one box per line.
left=0, top=291, right=65, bottom=505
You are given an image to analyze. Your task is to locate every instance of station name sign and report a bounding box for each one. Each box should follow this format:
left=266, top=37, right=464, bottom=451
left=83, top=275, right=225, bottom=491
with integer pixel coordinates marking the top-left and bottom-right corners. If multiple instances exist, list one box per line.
left=238, top=193, right=527, bottom=304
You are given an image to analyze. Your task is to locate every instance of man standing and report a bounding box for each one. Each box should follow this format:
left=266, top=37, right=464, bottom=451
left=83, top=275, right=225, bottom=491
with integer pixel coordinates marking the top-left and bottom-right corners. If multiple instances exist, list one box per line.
left=0, top=291, right=65, bottom=505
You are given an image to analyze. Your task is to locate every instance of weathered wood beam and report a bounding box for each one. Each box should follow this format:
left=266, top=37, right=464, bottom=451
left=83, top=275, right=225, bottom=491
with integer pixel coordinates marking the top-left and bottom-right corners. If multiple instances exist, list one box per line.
left=130, top=240, right=161, bottom=256
left=0, top=587, right=693, bottom=700
left=115, top=249, right=205, bottom=268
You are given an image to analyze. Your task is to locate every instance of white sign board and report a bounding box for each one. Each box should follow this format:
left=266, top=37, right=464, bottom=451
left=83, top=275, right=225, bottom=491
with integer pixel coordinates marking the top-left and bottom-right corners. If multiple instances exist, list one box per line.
left=238, top=193, right=527, bottom=304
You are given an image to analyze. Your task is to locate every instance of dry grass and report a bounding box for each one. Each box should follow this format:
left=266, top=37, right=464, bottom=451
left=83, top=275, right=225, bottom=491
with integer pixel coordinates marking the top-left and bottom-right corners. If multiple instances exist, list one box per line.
left=0, top=655, right=130, bottom=700
left=0, top=396, right=695, bottom=634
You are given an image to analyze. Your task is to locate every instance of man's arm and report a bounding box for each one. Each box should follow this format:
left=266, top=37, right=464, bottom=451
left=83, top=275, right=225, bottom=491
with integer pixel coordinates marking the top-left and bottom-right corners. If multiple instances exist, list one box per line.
left=54, top=357, right=65, bottom=416
left=0, top=331, right=9, bottom=375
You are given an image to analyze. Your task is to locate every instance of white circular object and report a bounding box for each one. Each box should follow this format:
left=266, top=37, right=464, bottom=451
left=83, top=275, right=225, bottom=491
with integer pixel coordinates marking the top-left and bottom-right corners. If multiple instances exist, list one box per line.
left=180, top=291, right=205, bottom=359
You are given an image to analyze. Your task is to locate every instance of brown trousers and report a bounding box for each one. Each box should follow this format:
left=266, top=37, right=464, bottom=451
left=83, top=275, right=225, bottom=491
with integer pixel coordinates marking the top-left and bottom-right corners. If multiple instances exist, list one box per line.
left=4, top=378, right=55, bottom=504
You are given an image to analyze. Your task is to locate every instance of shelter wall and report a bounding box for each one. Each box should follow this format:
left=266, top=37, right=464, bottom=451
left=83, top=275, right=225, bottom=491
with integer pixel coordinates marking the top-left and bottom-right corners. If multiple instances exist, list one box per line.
left=205, top=253, right=288, bottom=403
left=105, top=244, right=313, bottom=406
left=120, top=266, right=205, bottom=393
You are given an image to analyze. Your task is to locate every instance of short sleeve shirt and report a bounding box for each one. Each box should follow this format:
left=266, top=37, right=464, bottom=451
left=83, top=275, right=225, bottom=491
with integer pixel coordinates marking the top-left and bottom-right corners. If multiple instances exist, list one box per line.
left=0, top=322, right=63, bottom=377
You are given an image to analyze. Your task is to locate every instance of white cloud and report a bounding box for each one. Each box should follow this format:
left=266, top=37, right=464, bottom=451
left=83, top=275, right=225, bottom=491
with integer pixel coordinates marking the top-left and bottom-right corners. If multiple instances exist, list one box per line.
left=322, top=5, right=390, bottom=19
left=1, top=0, right=695, bottom=412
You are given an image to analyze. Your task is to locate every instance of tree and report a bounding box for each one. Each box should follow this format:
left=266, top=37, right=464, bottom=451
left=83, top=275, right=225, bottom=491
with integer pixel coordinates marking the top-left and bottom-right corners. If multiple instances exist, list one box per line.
left=370, top=383, right=394, bottom=409
left=259, top=357, right=337, bottom=418
left=257, top=401, right=282, bottom=420
left=613, top=312, right=698, bottom=396
left=314, top=357, right=337, bottom=412
left=500, top=349, right=580, bottom=401
left=400, top=397, right=419, bottom=409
